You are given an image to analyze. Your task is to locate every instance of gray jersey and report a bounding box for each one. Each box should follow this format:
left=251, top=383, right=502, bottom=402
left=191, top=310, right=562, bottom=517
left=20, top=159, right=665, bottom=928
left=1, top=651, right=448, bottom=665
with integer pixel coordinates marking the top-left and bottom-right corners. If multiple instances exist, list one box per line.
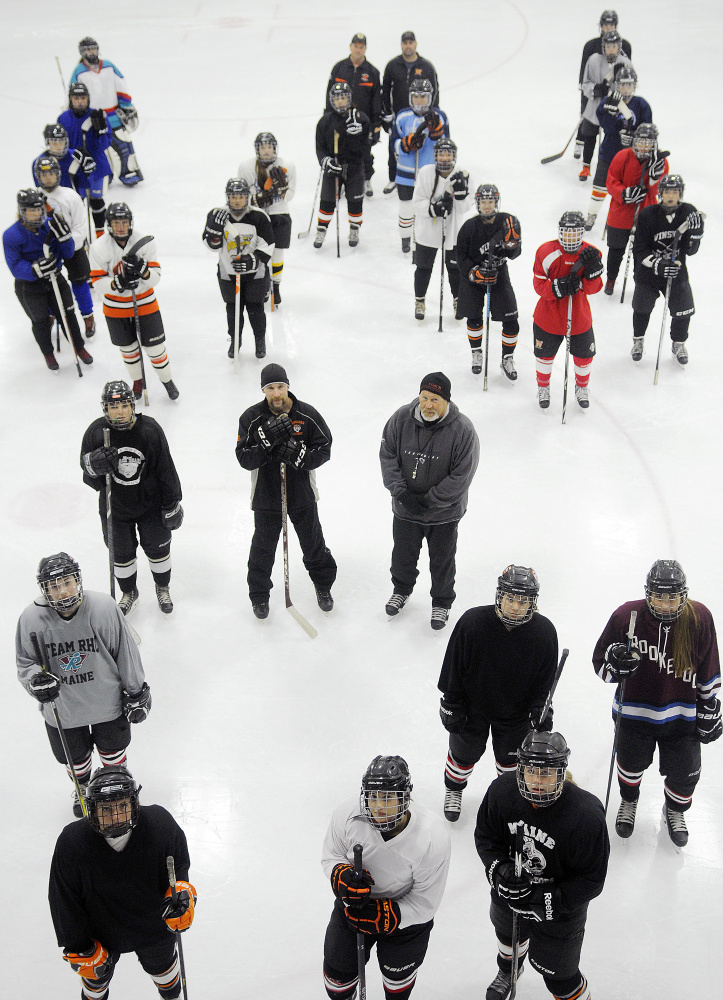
left=16, top=590, right=145, bottom=729
left=581, top=52, right=633, bottom=125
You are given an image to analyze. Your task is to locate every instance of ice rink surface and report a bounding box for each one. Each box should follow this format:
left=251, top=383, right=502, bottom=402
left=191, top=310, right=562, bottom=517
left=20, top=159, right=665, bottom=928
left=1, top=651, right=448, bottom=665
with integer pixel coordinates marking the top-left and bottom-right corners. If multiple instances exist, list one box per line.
left=1, top=1, right=722, bottom=997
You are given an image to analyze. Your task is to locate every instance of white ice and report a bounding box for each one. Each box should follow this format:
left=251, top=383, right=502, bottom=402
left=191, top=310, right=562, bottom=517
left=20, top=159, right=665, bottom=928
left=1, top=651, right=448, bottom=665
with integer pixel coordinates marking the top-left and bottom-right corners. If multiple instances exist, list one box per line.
left=1, top=2, right=722, bottom=997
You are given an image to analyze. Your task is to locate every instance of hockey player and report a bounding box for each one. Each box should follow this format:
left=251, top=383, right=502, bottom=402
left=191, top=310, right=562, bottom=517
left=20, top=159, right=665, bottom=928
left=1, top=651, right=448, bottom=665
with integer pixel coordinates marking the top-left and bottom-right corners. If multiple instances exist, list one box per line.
left=475, top=731, right=609, bottom=1000
left=326, top=33, right=383, bottom=195
left=392, top=79, right=449, bottom=252
left=314, top=82, right=371, bottom=248
left=411, top=139, right=471, bottom=322
left=576, top=9, right=632, bottom=126
left=49, top=767, right=195, bottom=999
left=585, top=65, right=652, bottom=231
left=57, top=82, right=113, bottom=237
left=438, top=566, right=559, bottom=823
left=35, top=123, right=97, bottom=199
left=456, top=185, right=522, bottom=380
left=33, top=154, right=96, bottom=337
left=15, top=553, right=149, bottom=816
left=593, top=560, right=721, bottom=847
left=381, top=31, right=440, bottom=192
left=202, top=177, right=275, bottom=359
left=321, top=755, right=450, bottom=1000
left=235, top=363, right=337, bottom=619
left=89, top=202, right=179, bottom=399
left=70, top=36, right=143, bottom=185
left=577, top=29, right=633, bottom=182
left=630, top=174, right=703, bottom=365
left=380, top=373, right=479, bottom=631
left=2, top=188, right=92, bottom=371
left=80, top=381, right=184, bottom=615
left=532, top=213, right=603, bottom=410
left=604, top=122, right=668, bottom=294
left=237, top=134, right=295, bottom=305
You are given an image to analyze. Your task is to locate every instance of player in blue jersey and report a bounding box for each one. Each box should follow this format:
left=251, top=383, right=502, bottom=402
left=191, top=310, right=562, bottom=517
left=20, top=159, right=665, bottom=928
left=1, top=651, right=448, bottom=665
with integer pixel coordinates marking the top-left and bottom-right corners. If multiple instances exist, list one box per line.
left=57, top=83, right=113, bottom=237
left=34, top=123, right=96, bottom=197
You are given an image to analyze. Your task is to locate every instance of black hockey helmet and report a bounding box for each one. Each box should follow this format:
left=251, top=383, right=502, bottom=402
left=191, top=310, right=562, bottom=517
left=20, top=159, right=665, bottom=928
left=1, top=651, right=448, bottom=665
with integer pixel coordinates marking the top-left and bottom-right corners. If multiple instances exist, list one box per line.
left=409, top=77, right=433, bottom=113
left=107, top=202, right=133, bottom=242
left=495, top=565, right=539, bottom=626
left=68, top=81, right=90, bottom=115
left=601, top=30, right=622, bottom=63
left=558, top=211, right=586, bottom=253
left=360, top=755, right=412, bottom=831
left=78, top=36, right=100, bottom=64
left=599, top=9, right=618, bottom=31
left=632, top=122, right=658, bottom=160
left=645, top=560, right=688, bottom=621
left=226, top=176, right=251, bottom=213
left=614, top=64, right=637, bottom=98
left=517, top=731, right=570, bottom=805
left=101, top=380, right=136, bottom=429
left=329, top=81, right=352, bottom=114
left=37, top=552, right=83, bottom=611
left=433, top=138, right=457, bottom=172
left=475, top=183, right=500, bottom=217
left=34, top=154, right=61, bottom=192
left=17, top=188, right=46, bottom=231
left=43, top=122, right=69, bottom=157
left=658, top=173, right=684, bottom=207
left=85, top=766, right=141, bottom=838
left=254, top=131, right=278, bottom=166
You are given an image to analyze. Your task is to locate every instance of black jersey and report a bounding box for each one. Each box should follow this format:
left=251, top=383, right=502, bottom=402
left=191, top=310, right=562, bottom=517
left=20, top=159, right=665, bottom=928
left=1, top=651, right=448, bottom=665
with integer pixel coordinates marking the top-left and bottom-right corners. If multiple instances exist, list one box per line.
left=81, top=414, right=182, bottom=520
left=438, top=606, right=558, bottom=724
left=456, top=213, right=522, bottom=277
left=475, top=773, right=609, bottom=920
left=49, top=805, right=190, bottom=953
left=326, top=58, right=382, bottom=124
left=315, top=110, right=371, bottom=167
left=633, top=201, right=703, bottom=286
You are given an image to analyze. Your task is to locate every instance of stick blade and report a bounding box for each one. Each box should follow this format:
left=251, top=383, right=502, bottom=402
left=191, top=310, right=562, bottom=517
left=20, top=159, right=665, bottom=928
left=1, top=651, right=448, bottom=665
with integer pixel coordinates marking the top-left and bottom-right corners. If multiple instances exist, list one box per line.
left=286, top=603, right=318, bottom=638
left=540, top=153, right=564, bottom=164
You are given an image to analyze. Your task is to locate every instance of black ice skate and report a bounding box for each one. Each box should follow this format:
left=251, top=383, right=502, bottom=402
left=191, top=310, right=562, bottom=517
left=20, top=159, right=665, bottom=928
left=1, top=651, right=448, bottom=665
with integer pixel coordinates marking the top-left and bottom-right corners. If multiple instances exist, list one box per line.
left=431, top=607, right=449, bottom=630
left=486, top=965, right=524, bottom=1000
left=443, top=788, right=462, bottom=822
left=253, top=603, right=269, bottom=620
left=119, top=588, right=139, bottom=616
left=663, top=803, right=688, bottom=847
left=155, top=584, right=173, bottom=614
left=385, top=593, right=409, bottom=617
left=615, top=799, right=637, bottom=838
left=315, top=589, right=334, bottom=613
left=163, top=380, right=180, bottom=400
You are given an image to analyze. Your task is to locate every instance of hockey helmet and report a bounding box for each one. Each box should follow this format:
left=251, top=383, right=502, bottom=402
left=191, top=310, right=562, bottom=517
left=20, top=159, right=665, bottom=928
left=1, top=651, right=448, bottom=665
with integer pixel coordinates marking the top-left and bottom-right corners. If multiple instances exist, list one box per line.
left=517, top=731, right=570, bottom=805
left=495, top=565, right=539, bottom=626
left=601, top=29, right=622, bottom=63
left=37, top=552, right=83, bottom=611
left=43, top=122, right=69, bottom=158
left=107, top=202, right=133, bottom=242
left=558, top=211, right=586, bottom=253
left=632, top=122, right=658, bottom=160
left=360, top=755, right=412, bottom=831
left=78, top=36, right=100, bottom=64
left=34, top=154, right=61, bottom=192
left=409, top=78, right=433, bottom=113
left=101, top=380, right=136, bottom=429
left=254, top=131, right=278, bottom=166
left=433, top=138, right=457, bottom=172
left=17, top=188, right=46, bottom=231
left=226, top=177, right=251, bottom=213
left=475, top=183, right=500, bottom=217
left=85, top=766, right=141, bottom=837
left=329, top=81, right=352, bottom=114
left=645, top=560, right=688, bottom=621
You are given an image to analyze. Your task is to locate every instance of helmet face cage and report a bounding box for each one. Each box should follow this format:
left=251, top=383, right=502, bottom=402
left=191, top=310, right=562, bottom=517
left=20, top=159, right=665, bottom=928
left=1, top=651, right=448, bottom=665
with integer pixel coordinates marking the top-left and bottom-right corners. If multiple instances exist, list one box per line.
left=517, top=732, right=570, bottom=805
left=329, top=82, right=352, bottom=114
left=69, top=82, right=90, bottom=114
left=79, top=36, right=100, bottom=64
left=37, top=552, right=83, bottom=611
left=107, top=202, right=133, bottom=241
left=558, top=212, right=585, bottom=252
left=495, top=565, right=539, bottom=626
left=658, top=174, right=684, bottom=207
left=360, top=755, right=412, bottom=831
left=35, top=155, right=61, bottom=192
left=226, top=177, right=250, bottom=212
left=632, top=123, right=658, bottom=159
left=86, top=768, right=140, bottom=838
left=475, top=184, right=500, bottom=216
left=44, top=124, right=69, bottom=158
left=433, top=139, right=457, bottom=172
left=18, top=189, right=47, bottom=231
left=645, top=560, right=688, bottom=621
left=254, top=132, right=277, bottom=166
left=602, top=30, right=622, bottom=62
left=409, top=79, right=433, bottom=114
left=102, top=380, right=136, bottom=429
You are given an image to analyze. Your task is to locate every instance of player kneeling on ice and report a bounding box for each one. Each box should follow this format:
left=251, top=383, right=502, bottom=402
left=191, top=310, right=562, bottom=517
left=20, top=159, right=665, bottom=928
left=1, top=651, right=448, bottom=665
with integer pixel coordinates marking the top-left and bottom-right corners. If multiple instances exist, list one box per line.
left=15, top=553, right=149, bottom=817
left=202, top=177, right=275, bottom=360
left=593, top=560, right=720, bottom=847
left=475, top=731, right=609, bottom=1000
left=322, top=755, right=451, bottom=1000
left=89, top=202, right=179, bottom=400
left=532, top=212, right=603, bottom=410
left=49, top=767, right=195, bottom=999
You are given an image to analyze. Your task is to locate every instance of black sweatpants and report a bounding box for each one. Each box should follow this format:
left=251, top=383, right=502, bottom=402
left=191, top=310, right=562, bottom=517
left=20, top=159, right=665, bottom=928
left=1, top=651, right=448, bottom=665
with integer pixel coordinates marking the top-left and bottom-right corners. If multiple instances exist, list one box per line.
left=319, top=162, right=365, bottom=221
left=218, top=268, right=266, bottom=344
left=14, top=274, right=84, bottom=355
left=631, top=278, right=694, bottom=342
left=100, top=507, right=172, bottom=591
left=391, top=516, right=459, bottom=608
left=248, top=504, right=337, bottom=604
left=616, top=721, right=701, bottom=811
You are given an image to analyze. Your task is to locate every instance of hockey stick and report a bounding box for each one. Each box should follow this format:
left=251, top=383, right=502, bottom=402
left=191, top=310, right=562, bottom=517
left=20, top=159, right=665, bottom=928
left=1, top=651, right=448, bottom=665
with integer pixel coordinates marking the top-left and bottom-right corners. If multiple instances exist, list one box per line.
left=353, top=844, right=367, bottom=1000
left=166, top=857, right=190, bottom=1000
left=234, top=272, right=241, bottom=373
left=334, top=132, right=340, bottom=259
left=297, top=165, right=324, bottom=240
left=44, top=242, right=82, bottom=378
left=29, top=631, right=88, bottom=817
left=561, top=292, right=573, bottom=424
left=55, top=317, right=61, bottom=352
left=619, top=160, right=650, bottom=304
left=130, top=287, right=149, bottom=406
left=535, top=648, right=569, bottom=729
left=541, top=117, right=583, bottom=164
left=102, top=428, right=141, bottom=645
left=483, top=265, right=492, bottom=392
left=604, top=609, right=637, bottom=815
left=510, top=821, right=524, bottom=999
left=653, top=216, right=703, bottom=385
left=280, top=462, right=318, bottom=638
left=55, top=56, right=66, bottom=96
left=438, top=215, right=446, bottom=332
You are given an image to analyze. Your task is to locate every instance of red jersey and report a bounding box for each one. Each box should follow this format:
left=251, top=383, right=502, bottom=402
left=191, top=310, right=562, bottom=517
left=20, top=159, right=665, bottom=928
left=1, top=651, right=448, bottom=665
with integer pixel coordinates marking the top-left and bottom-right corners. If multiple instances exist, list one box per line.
left=532, top=240, right=602, bottom=337
left=606, top=148, right=668, bottom=230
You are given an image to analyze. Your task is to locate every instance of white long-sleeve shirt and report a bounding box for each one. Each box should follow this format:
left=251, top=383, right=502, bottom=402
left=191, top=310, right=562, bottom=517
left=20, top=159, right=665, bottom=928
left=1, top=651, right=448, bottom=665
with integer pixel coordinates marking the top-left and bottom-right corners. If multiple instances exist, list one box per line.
left=45, top=185, right=88, bottom=251
left=412, top=162, right=473, bottom=250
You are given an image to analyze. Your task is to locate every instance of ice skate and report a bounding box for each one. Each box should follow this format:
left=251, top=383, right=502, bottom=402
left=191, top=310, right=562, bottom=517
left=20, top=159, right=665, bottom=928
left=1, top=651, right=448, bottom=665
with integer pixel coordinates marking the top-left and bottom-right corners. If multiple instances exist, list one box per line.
left=315, top=589, right=334, bottom=613
left=663, top=803, right=688, bottom=847
left=383, top=181, right=397, bottom=194
left=672, top=341, right=688, bottom=365
left=252, top=603, right=269, bottom=620
left=349, top=223, right=360, bottom=248
left=537, top=385, right=550, bottom=409
left=313, top=226, right=327, bottom=249
left=163, top=380, right=179, bottom=400
left=415, top=297, right=425, bottom=321
left=471, top=349, right=483, bottom=375
left=401, top=237, right=411, bottom=254
left=385, top=593, right=409, bottom=617
left=579, top=164, right=590, bottom=182
left=77, top=348, right=93, bottom=365
left=615, top=799, right=637, bottom=838
left=500, top=355, right=517, bottom=381
left=364, top=180, right=373, bottom=197
left=631, top=337, right=644, bottom=362
left=443, top=788, right=462, bottom=822
left=584, top=213, right=597, bottom=231
left=44, top=353, right=59, bottom=371
left=575, top=385, right=589, bottom=408
left=84, top=315, right=96, bottom=337
left=604, top=278, right=615, bottom=295
left=118, top=588, right=139, bottom=616
left=155, top=584, right=173, bottom=614
left=486, top=965, right=524, bottom=1000
left=431, top=606, right=449, bottom=630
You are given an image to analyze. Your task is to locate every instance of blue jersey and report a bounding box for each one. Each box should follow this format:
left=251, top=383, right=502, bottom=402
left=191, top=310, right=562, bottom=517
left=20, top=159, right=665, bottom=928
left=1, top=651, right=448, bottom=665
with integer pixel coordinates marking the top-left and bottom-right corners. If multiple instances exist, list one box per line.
left=393, top=106, right=449, bottom=186
left=596, top=95, right=653, bottom=164
left=57, top=110, right=113, bottom=185
left=3, top=218, right=75, bottom=282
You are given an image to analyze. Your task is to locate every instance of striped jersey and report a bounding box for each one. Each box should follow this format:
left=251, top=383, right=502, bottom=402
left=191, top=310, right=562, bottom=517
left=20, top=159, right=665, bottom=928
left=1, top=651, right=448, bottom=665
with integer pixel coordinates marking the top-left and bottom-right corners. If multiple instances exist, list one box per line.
left=89, top=230, right=160, bottom=319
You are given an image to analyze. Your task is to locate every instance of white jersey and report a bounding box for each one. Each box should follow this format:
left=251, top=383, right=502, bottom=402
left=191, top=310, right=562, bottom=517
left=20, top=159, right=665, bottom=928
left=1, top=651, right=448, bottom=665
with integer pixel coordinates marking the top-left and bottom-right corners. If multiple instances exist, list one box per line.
left=236, top=156, right=296, bottom=216
left=206, top=208, right=275, bottom=281
left=16, top=590, right=145, bottom=729
left=45, top=186, right=88, bottom=252
left=412, top=163, right=474, bottom=249
left=88, top=230, right=160, bottom=318
left=321, top=797, right=451, bottom=929
left=581, top=52, right=633, bottom=125
left=73, top=61, right=126, bottom=113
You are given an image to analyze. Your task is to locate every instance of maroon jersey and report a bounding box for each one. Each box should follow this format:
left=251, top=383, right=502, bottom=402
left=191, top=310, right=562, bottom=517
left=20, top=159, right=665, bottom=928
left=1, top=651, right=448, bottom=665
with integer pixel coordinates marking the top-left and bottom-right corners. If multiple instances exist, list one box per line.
left=606, top=148, right=668, bottom=230
left=532, top=239, right=602, bottom=337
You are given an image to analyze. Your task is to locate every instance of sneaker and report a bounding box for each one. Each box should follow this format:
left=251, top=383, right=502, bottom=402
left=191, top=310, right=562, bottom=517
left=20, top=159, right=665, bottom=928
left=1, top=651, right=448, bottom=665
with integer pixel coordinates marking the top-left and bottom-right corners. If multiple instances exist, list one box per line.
left=155, top=584, right=173, bottom=614
left=663, top=803, right=688, bottom=847
left=415, top=297, right=425, bottom=321
left=385, top=593, right=409, bottom=617
left=349, top=224, right=360, bottom=248
left=615, top=799, right=638, bottom=838
left=486, top=966, right=524, bottom=1000
left=604, top=278, right=615, bottom=296
left=313, top=226, right=327, bottom=249
left=431, top=606, right=449, bottom=630
left=255, top=338, right=266, bottom=359
left=631, top=337, right=644, bottom=362
left=364, top=180, right=373, bottom=197
left=44, top=352, right=59, bottom=371
left=575, top=384, right=590, bottom=408
left=500, top=355, right=517, bottom=381
left=573, top=140, right=584, bottom=160
left=252, top=602, right=269, bottom=620
left=471, top=349, right=483, bottom=375
left=584, top=213, right=596, bottom=232
left=315, top=589, right=334, bottom=613
left=579, top=164, right=591, bottom=182
left=163, top=379, right=180, bottom=400
left=77, top=348, right=93, bottom=364
left=272, top=282, right=281, bottom=305
left=84, top=315, right=96, bottom=337
left=132, top=379, right=143, bottom=400
left=443, top=788, right=463, bottom=822
left=383, top=181, right=397, bottom=194
left=401, top=237, right=411, bottom=254
left=119, top=587, right=139, bottom=616
left=672, top=341, right=688, bottom=365
left=537, top=385, right=550, bottom=409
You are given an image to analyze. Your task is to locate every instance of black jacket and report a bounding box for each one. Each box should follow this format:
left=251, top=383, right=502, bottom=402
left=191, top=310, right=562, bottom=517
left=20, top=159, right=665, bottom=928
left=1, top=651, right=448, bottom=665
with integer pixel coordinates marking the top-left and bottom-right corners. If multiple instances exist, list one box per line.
left=326, top=57, right=382, bottom=124
left=382, top=53, right=439, bottom=115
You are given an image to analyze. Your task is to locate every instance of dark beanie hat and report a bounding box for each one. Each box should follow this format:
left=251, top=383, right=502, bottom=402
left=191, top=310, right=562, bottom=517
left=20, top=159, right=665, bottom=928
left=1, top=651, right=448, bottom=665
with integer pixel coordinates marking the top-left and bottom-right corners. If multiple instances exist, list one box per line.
left=261, top=363, right=289, bottom=388
left=419, top=372, right=451, bottom=401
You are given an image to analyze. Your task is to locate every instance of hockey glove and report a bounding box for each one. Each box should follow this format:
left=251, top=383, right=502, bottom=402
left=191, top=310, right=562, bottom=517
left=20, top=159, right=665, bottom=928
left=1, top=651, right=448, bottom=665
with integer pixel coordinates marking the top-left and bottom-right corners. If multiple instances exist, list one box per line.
left=344, top=898, right=400, bottom=935
left=696, top=697, right=722, bottom=743
left=602, top=92, right=623, bottom=114
left=622, top=185, right=646, bottom=205
left=345, top=109, right=364, bottom=136
left=117, top=104, right=139, bottom=133
left=447, top=170, right=470, bottom=198
left=255, top=187, right=274, bottom=209
left=90, top=108, right=108, bottom=134
left=322, top=156, right=342, bottom=176
left=331, top=863, right=375, bottom=902
left=205, top=208, right=228, bottom=238
left=620, top=126, right=634, bottom=147
left=502, top=216, right=521, bottom=248
left=592, top=81, right=609, bottom=99
left=509, top=884, right=561, bottom=922
left=28, top=671, right=60, bottom=702
left=63, top=941, right=114, bottom=980
left=424, top=110, right=443, bottom=137
left=398, top=489, right=428, bottom=515
left=122, top=682, right=152, bottom=723
left=122, top=253, right=148, bottom=282
left=82, top=445, right=119, bottom=477
left=647, top=153, right=669, bottom=182
left=439, top=695, right=467, bottom=734
left=277, top=439, right=306, bottom=469
left=551, top=273, right=581, bottom=298
left=49, top=212, right=72, bottom=243
left=686, top=211, right=703, bottom=235
left=233, top=252, right=258, bottom=274
left=603, top=642, right=641, bottom=680
left=379, top=111, right=395, bottom=131
left=578, top=245, right=603, bottom=280
left=257, top=423, right=275, bottom=452
left=163, top=501, right=184, bottom=530
left=401, top=128, right=425, bottom=153
left=268, top=165, right=288, bottom=194
left=493, top=862, right=534, bottom=905
left=162, top=881, right=197, bottom=932
left=32, top=254, right=57, bottom=278
left=271, top=412, right=296, bottom=443
left=529, top=705, right=553, bottom=731
left=431, top=192, right=453, bottom=218
left=652, top=255, right=680, bottom=279
left=469, top=264, right=498, bottom=285
left=71, top=148, right=96, bottom=174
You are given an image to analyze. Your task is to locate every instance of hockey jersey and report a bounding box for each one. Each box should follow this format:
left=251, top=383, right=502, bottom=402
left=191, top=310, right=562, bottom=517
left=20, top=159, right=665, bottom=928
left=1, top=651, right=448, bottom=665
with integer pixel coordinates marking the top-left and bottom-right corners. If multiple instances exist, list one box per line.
left=411, top=162, right=473, bottom=249
left=89, top=230, right=160, bottom=319
left=237, top=156, right=296, bottom=216
left=2, top=217, right=74, bottom=282
left=203, top=206, right=274, bottom=282
left=70, top=59, right=133, bottom=130
left=393, top=106, right=449, bottom=186
left=57, top=109, right=113, bottom=186
left=596, top=94, right=653, bottom=164
left=606, top=148, right=668, bottom=230
left=532, top=240, right=603, bottom=336
left=633, top=202, right=703, bottom=287
left=580, top=51, right=633, bottom=125
left=41, top=186, right=88, bottom=251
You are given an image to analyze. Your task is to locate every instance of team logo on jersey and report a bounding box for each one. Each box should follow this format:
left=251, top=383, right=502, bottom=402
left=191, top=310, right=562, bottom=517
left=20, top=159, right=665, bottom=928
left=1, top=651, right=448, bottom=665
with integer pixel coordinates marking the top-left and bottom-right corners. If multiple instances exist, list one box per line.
left=113, top=447, right=145, bottom=485
left=522, top=835, right=547, bottom=876
left=58, top=651, right=89, bottom=672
